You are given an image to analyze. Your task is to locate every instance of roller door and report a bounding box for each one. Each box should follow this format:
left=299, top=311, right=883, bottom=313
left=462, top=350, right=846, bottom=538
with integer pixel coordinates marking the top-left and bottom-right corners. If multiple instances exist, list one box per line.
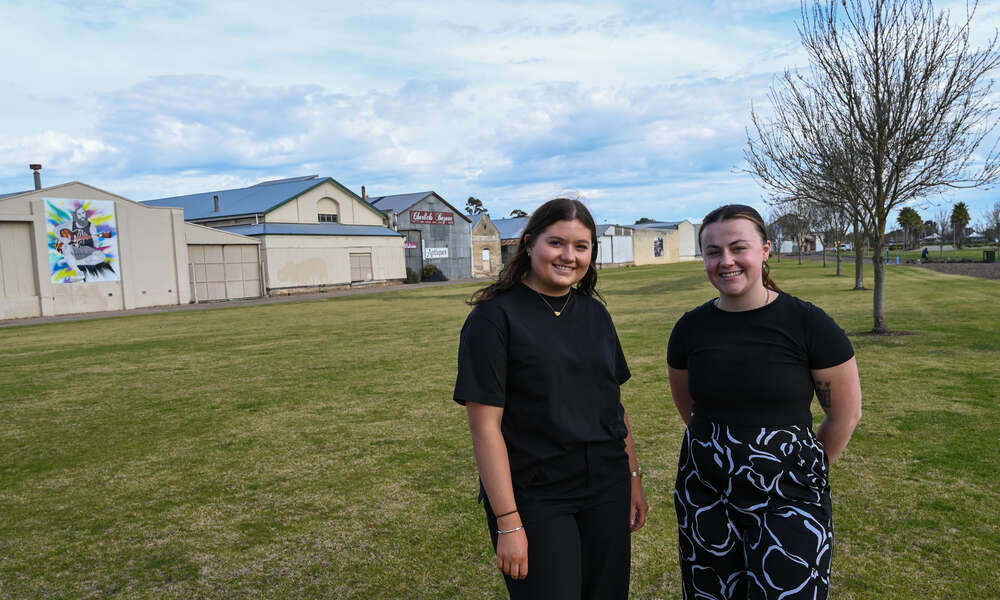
left=0, top=221, right=41, bottom=319
left=189, top=244, right=262, bottom=301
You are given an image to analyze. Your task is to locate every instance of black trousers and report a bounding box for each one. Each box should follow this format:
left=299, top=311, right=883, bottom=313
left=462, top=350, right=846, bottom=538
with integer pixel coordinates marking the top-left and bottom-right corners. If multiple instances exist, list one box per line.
left=483, top=441, right=631, bottom=600
left=674, top=416, right=833, bottom=600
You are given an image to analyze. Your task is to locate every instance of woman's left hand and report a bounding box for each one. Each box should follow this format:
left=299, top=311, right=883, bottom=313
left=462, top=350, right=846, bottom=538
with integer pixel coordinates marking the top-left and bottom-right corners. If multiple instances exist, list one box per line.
left=630, top=477, right=649, bottom=531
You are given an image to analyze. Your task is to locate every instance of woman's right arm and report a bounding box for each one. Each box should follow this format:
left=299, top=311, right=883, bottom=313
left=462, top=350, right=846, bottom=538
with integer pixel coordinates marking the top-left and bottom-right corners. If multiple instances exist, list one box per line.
left=466, top=402, right=528, bottom=581
left=668, top=367, right=693, bottom=426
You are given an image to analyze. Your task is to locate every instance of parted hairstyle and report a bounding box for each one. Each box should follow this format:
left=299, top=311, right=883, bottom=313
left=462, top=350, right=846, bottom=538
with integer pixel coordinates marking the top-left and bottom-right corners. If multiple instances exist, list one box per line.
left=468, top=198, right=603, bottom=305
left=700, top=204, right=783, bottom=294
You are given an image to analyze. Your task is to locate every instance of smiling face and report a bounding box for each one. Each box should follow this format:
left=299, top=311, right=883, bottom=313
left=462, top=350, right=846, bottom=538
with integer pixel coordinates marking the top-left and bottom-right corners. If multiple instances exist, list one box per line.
left=700, top=217, right=771, bottom=309
left=523, top=218, right=593, bottom=296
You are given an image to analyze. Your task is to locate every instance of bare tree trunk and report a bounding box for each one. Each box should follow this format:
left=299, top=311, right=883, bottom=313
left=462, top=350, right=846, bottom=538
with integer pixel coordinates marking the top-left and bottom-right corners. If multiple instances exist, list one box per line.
left=822, top=243, right=827, bottom=267
left=797, top=237, right=803, bottom=265
left=871, top=235, right=888, bottom=334
left=836, top=247, right=842, bottom=276
left=853, top=218, right=864, bottom=289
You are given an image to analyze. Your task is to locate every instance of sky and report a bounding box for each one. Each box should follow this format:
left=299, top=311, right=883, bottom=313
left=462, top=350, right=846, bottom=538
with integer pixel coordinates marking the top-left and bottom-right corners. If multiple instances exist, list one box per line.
left=2, top=0, right=999, bottom=227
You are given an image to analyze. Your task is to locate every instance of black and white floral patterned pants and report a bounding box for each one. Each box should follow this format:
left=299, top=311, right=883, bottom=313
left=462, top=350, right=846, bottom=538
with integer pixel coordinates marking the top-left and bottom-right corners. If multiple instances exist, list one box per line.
left=674, top=416, right=833, bottom=600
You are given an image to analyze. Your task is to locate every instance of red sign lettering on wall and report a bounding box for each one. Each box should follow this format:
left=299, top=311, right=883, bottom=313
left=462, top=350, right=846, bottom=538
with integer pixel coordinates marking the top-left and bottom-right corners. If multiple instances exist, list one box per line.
left=410, top=210, right=454, bottom=225
left=403, top=241, right=419, bottom=249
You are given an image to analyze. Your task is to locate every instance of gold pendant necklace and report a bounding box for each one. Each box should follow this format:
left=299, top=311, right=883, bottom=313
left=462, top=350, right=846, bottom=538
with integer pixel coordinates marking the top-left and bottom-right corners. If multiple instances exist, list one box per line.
left=534, top=289, right=572, bottom=316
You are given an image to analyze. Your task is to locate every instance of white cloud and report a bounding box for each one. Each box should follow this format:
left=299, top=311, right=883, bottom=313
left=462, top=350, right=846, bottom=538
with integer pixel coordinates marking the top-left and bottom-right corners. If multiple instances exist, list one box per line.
left=2, top=0, right=997, bottom=221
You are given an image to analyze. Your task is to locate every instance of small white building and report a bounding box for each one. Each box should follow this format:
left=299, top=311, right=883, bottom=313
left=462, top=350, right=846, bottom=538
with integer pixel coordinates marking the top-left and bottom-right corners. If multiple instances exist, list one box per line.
left=596, top=224, right=635, bottom=267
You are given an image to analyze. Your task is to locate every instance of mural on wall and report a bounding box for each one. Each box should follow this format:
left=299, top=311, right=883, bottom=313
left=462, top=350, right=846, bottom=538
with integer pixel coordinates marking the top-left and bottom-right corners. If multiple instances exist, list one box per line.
left=654, top=237, right=664, bottom=258
left=46, top=198, right=120, bottom=283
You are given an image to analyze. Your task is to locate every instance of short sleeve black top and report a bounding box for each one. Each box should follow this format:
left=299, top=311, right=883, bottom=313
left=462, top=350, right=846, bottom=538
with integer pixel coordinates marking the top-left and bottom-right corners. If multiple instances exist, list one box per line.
left=454, top=282, right=631, bottom=484
left=667, top=292, right=854, bottom=426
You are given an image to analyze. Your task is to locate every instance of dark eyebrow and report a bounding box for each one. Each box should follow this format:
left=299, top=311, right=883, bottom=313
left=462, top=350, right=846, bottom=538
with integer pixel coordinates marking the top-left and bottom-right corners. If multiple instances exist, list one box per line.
left=704, top=239, right=752, bottom=249
left=545, top=234, right=591, bottom=245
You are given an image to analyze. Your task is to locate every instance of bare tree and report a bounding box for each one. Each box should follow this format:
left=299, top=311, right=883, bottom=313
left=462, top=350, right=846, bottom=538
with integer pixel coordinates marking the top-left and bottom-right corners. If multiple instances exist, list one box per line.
left=775, top=209, right=811, bottom=265
left=767, top=209, right=784, bottom=263
left=814, top=203, right=852, bottom=275
left=745, top=0, right=1000, bottom=333
left=935, top=207, right=951, bottom=257
left=982, top=200, right=1000, bottom=247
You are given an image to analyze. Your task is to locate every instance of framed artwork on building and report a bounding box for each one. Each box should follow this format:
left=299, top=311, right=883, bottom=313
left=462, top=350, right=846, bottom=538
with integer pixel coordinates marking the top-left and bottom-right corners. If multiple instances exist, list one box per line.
left=46, top=198, right=120, bottom=283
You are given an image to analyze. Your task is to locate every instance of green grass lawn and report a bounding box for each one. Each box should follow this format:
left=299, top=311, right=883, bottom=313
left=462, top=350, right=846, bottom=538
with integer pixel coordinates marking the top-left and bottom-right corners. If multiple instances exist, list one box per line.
left=825, top=246, right=996, bottom=262
left=1, top=261, right=997, bottom=599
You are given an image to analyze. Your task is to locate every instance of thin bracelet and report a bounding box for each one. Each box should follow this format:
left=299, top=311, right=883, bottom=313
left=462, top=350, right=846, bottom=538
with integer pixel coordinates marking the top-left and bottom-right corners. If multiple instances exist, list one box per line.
left=495, top=509, right=518, bottom=519
left=497, top=525, right=524, bottom=535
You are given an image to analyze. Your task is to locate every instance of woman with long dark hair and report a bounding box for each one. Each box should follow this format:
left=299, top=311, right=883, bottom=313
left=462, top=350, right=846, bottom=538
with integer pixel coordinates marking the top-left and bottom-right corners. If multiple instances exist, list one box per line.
left=668, top=204, right=862, bottom=600
left=454, top=198, right=648, bottom=599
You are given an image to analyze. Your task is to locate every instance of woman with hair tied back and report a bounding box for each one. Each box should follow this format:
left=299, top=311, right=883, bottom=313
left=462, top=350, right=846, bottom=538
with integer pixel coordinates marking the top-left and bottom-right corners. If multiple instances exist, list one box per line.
left=667, top=204, right=862, bottom=600
left=453, top=198, right=648, bottom=599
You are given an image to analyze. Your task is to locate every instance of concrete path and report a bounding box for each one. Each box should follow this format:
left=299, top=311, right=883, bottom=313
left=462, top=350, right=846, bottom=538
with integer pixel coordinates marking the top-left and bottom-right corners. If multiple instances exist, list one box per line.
left=0, top=278, right=483, bottom=328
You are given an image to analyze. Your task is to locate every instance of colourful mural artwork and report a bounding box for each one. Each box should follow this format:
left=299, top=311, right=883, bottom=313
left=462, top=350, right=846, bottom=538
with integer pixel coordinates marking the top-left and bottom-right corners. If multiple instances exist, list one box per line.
left=46, top=198, right=120, bottom=283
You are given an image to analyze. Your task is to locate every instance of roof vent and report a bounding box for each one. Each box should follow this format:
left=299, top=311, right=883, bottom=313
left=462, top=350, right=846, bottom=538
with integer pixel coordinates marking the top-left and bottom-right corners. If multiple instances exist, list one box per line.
left=29, top=164, right=42, bottom=190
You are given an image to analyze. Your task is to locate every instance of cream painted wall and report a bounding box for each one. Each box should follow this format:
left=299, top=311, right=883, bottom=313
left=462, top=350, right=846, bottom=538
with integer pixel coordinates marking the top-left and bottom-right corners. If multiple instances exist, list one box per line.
left=265, top=181, right=385, bottom=226
left=261, top=234, right=405, bottom=289
left=0, top=182, right=192, bottom=320
left=676, top=221, right=699, bottom=261
left=632, top=227, right=680, bottom=265
left=0, top=220, right=41, bottom=319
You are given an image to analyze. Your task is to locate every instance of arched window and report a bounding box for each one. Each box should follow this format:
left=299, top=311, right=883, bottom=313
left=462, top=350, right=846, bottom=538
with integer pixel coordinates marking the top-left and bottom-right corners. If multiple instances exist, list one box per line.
left=317, top=197, right=339, bottom=223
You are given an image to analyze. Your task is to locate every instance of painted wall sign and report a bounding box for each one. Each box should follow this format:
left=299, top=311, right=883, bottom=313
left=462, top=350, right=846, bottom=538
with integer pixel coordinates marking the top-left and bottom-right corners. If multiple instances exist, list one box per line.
left=46, top=198, right=120, bottom=283
left=654, top=237, right=664, bottom=258
left=403, top=241, right=419, bottom=249
left=424, top=247, right=449, bottom=259
left=410, top=210, right=454, bottom=225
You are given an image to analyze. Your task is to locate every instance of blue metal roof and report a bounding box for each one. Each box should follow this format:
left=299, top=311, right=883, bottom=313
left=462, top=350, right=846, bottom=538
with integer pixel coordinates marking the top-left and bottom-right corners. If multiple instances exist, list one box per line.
left=366, top=191, right=471, bottom=222
left=632, top=220, right=684, bottom=230
left=492, top=216, right=529, bottom=240
left=366, top=191, right=434, bottom=213
left=0, top=190, right=30, bottom=200
left=216, top=223, right=401, bottom=237
left=141, top=175, right=375, bottom=220
left=470, top=213, right=485, bottom=228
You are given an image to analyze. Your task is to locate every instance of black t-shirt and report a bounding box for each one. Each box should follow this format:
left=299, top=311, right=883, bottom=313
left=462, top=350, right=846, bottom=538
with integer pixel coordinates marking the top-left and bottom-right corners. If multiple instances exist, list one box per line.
left=667, top=292, right=854, bottom=426
left=454, top=282, right=631, bottom=485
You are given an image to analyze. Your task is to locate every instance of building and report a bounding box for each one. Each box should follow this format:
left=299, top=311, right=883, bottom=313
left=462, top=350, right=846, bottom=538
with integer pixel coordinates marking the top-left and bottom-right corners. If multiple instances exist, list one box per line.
left=144, top=176, right=405, bottom=294
left=1, top=181, right=196, bottom=320
left=632, top=220, right=701, bottom=261
left=596, top=224, right=635, bottom=267
left=631, top=225, right=681, bottom=265
left=366, top=191, right=471, bottom=280
left=492, top=216, right=528, bottom=264
left=469, top=213, right=502, bottom=278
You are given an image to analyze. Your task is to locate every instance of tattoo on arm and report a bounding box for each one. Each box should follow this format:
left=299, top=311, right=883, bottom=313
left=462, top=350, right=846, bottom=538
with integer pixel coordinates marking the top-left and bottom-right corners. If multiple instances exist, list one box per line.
left=815, top=381, right=832, bottom=409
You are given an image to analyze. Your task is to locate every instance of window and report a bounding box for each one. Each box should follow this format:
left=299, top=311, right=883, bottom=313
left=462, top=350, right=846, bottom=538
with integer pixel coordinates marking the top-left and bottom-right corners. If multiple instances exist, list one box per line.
left=317, top=197, right=340, bottom=222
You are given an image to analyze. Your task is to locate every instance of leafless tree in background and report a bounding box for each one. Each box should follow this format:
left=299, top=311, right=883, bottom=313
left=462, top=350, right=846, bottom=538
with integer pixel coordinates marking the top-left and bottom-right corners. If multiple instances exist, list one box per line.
left=745, top=0, right=1000, bottom=333
left=935, top=207, right=951, bottom=258
left=983, top=201, right=1000, bottom=246
left=814, top=203, right=852, bottom=275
